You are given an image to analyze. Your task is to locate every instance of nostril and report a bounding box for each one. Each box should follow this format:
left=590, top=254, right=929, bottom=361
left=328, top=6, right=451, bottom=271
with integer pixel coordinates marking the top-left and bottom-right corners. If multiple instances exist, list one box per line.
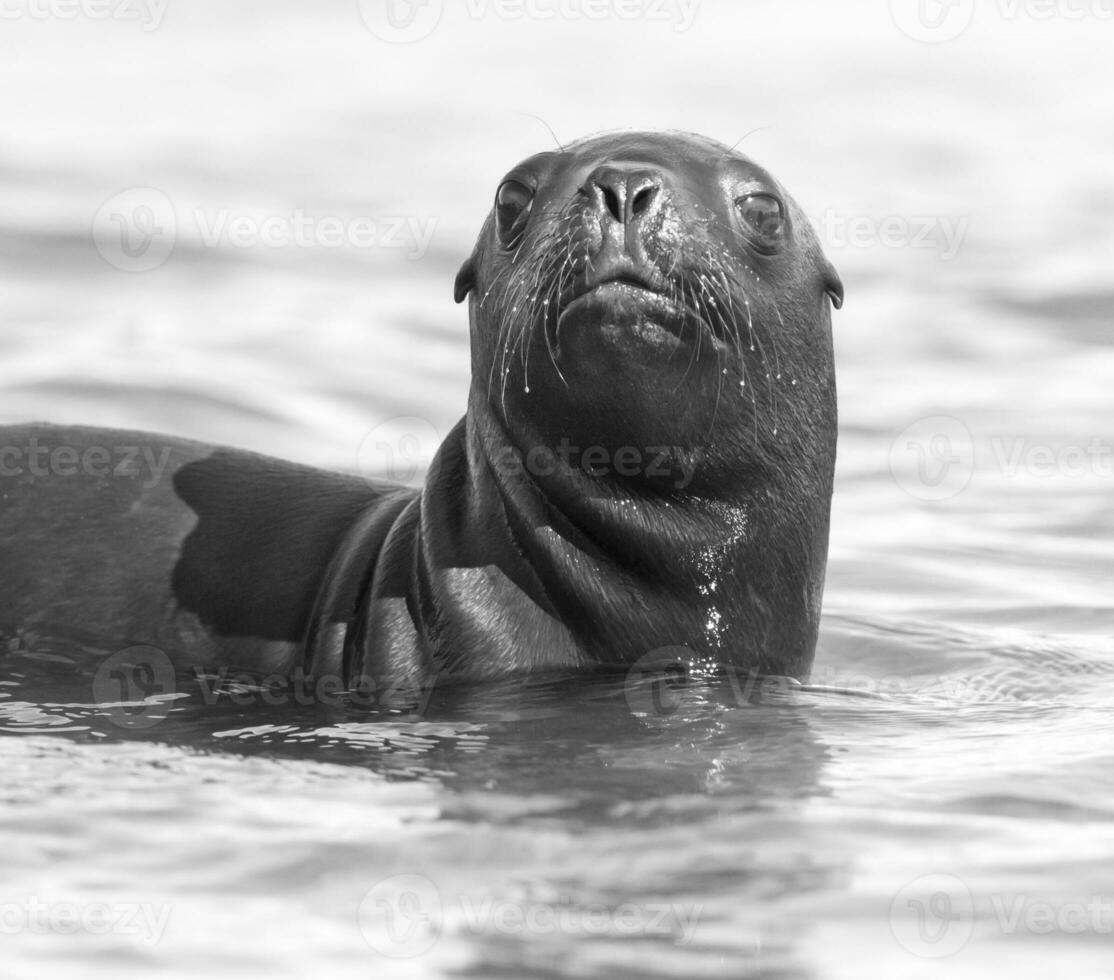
left=602, top=186, right=622, bottom=223
left=631, top=185, right=656, bottom=217
left=587, top=168, right=662, bottom=224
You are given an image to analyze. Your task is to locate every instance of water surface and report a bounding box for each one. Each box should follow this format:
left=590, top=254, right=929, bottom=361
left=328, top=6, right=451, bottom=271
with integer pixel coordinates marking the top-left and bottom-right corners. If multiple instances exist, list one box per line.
left=2, top=2, right=1113, bottom=977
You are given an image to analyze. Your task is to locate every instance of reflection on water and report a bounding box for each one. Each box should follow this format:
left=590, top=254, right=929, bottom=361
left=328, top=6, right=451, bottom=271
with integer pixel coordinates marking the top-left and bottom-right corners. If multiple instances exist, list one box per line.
left=2, top=1, right=1114, bottom=977
left=4, top=610, right=1114, bottom=978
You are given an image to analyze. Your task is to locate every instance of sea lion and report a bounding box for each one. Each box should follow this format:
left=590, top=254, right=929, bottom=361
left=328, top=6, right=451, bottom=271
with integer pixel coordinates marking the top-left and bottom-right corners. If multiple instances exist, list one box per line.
left=0, top=131, right=843, bottom=693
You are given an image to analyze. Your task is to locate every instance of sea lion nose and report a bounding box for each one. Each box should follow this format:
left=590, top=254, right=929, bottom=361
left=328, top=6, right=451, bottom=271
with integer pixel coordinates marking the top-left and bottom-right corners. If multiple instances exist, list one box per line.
left=585, top=166, right=663, bottom=226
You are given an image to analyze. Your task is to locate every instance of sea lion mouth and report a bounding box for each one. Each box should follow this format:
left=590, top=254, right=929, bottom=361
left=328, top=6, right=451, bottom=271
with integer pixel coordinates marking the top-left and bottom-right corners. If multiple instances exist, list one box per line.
left=566, top=265, right=665, bottom=303
left=555, top=273, right=721, bottom=356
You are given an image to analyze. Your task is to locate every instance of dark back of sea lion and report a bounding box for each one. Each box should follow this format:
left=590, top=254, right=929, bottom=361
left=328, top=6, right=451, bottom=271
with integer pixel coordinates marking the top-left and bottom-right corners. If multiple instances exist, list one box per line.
left=0, top=131, right=842, bottom=690
left=0, top=425, right=408, bottom=673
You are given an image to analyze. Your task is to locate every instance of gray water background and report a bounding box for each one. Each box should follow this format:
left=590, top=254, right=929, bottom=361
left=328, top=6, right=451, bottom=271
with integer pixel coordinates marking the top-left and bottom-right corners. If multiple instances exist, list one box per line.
left=2, top=1, right=1113, bottom=977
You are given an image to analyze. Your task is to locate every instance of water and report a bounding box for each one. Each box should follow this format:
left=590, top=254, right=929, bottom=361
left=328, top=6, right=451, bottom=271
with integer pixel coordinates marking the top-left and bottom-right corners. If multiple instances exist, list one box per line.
left=2, top=1, right=1114, bottom=976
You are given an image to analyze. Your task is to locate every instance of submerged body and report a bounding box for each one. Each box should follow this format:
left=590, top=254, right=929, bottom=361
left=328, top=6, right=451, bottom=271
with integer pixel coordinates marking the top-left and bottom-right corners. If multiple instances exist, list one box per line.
left=0, top=131, right=842, bottom=688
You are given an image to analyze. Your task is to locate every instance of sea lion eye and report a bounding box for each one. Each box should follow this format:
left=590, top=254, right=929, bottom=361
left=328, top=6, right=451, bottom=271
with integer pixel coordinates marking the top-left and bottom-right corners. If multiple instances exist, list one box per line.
left=495, top=179, right=534, bottom=248
left=735, top=193, right=785, bottom=242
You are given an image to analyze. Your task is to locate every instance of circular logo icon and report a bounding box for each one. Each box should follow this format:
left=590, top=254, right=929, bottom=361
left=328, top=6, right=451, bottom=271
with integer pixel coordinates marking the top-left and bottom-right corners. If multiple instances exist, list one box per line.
left=357, top=873, right=442, bottom=958
left=889, top=415, right=974, bottom=501
left=92, top=187, right=177, bottom=272
left=890, top=873, right=975, bottom=958
left=91, top=645, right=177, bottom=730
left=356, top=0, right=444, bottom=43
left=889, top=0, right=975, bottom=43
left=357, top=416, right=440, bottom=485
left=623, top=646, right=696, bottom=729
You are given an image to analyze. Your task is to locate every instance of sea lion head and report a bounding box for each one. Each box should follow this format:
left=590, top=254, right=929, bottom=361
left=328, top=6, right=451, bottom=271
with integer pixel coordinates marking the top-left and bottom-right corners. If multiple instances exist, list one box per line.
left=454, top=130, right=843, bottom=498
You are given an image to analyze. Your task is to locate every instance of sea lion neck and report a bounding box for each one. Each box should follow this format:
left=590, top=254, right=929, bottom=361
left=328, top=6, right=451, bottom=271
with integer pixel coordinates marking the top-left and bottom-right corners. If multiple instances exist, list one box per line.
left=398, top=392, right=824, bottom=678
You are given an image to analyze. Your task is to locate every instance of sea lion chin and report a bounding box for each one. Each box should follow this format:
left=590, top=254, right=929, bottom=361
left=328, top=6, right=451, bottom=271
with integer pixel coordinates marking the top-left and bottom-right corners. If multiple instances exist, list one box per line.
left=0, top=130, right=844, bottom=695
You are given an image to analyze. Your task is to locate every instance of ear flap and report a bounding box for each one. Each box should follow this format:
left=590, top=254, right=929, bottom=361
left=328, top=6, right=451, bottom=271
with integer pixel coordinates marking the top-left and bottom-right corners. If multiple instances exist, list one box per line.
left=454, top=256, right=476, bottom=304
left=823, top=260, right=844, bottom=310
